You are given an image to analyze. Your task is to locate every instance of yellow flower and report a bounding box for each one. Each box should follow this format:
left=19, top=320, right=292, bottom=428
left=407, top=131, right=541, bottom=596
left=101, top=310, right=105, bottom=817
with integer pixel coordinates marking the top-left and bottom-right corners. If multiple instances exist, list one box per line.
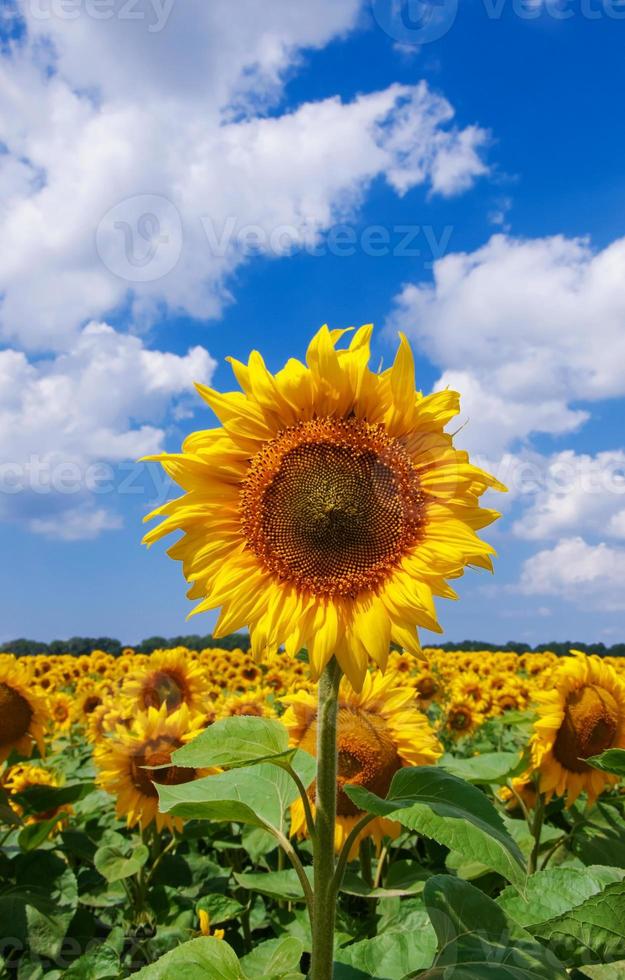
left=530, top=651, right=625, bottom=806
left=216, top=688, right=276, bottom=721
left=282, top=671, right=442, bottom=856
left=94, top=704, right=207, bottom=831
left=198, top=909, right=225, bottom=940
left=444, top=698, right=483, bottom=738
left=50, top=693, right=73, bottom=732
left=498, top=774, right=538, bottom=814
left=0, top=660, right=47, bottom=763
left=4, top=763, right=71, bottom=830
left=122, top=648, right=211, bottom=715
left=144, top=326, right=504, bottom=689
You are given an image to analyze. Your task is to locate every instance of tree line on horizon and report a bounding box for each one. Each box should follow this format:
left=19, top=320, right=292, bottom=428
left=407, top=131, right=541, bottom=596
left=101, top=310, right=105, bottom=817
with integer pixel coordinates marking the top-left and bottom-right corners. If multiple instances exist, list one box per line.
left=2, top=635, right=624, bottom=659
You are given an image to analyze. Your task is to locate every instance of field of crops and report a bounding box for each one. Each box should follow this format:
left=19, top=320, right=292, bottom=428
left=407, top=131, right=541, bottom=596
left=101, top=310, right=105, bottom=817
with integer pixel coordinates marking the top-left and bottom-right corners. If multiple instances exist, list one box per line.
left=2, top=645, right=625, bottom=978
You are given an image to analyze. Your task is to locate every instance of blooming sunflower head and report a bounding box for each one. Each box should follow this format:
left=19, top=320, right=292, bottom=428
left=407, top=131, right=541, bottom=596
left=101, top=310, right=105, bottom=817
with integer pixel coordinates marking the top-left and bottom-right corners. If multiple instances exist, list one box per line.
left=94, top=703, right=207, bottom=831
left=4, top=763, right=71, bottom=830
left=444, top=698, right=483, bottom=739
left=144, top=325, right=505, bottom=690
left=0, top=660, right=47, bottom=763
left=530, top=651, right=625, bottom=807
left=50, top=693, right=73, bottom=733
left=282, top=671, right=442, bottom=855
left=121, top=648, right=211, bottom=715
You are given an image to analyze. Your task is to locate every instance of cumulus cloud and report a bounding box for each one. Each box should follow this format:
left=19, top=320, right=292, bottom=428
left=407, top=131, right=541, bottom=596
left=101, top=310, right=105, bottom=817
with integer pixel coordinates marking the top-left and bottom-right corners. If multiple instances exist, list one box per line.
left=0, top=323, right=216, bottom=538
left=0, top=5, right=490, bottom=351
left=512, top=450, right=625, bottom=541
left=519, top=536, right=625, bottom=612
left=388, top=233, right=625, bottom=454
left=0, top=0, right=491, bottom=539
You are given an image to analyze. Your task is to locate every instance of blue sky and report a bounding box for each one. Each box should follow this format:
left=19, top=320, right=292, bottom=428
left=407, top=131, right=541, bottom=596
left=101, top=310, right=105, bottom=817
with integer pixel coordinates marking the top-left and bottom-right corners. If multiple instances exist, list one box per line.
left=1, top=0, right=624, bottom=645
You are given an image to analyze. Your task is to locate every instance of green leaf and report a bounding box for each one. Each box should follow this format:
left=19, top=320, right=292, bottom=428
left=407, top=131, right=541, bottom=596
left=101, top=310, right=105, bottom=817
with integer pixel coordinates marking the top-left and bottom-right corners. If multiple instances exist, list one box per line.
left=197, top=893, right=246, bottom=925
left=15, top=851, right=78, bottom=961
left=341, top=860, right=429, bottom=898
left=94, top=838, right=149, bottom=883
left=587, top=748, right=625, bottom=776
left=345, top=766, right=526, bottom=890
left=158, top=762, right=307, bottom=834
left=17, top=815, right=65, bottom=852
left=335, top=929, right=436, bottom=979
left=440, top=752, right=524, bottom=784
left=581, top=962, right=625, bottom=979
left=498, top=865, right=625, bottom=929
left=63, top=945, right=121, bottom=979
left=531, top=879, right=625, bottom=967
left=415, top=875, right=568, bottom=978
left=171, top=717, right=292, bottom=770
left=240, top=936, right=304, bottom=979
left=13, top=782, right=94, bottom=814
left=234, top=868, right=313, bottom=902
left=133, top=936, right=243, bottom=979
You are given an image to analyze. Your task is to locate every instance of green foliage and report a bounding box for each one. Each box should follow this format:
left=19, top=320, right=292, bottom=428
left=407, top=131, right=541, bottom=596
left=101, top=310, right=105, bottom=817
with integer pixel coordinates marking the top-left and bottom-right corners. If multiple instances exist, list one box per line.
left=414, top=875, right=568, bottom=978
left=4, top=662, right=625, bottom=977
left=344, top=766, right=526, bottom=889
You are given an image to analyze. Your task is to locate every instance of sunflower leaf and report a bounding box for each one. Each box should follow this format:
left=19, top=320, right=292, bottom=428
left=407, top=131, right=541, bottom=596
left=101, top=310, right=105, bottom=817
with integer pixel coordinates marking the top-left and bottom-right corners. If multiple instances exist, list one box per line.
left=157, top=762, right=305, bottom=834
left=497, top=865, right=625, bottom=929
left=94, top=839, right=150, bottom=883
left=529, top=878, right=625, bottom=967
left=239, top=935, right=305, bottom=978
left=439, top=751, right=525, bottom=785
left=133, top=936, right=244, bottom=979
left=234, top=868, right=313, bottom=902
left=413, top=875, right=568, bottom=978
left=171, top=716, right=293, bottom=770
left=334, top=927, right=437, bottom=979
left=587, top=748, right=625, bottom=776
left=344, top=766, right=526, bottom=890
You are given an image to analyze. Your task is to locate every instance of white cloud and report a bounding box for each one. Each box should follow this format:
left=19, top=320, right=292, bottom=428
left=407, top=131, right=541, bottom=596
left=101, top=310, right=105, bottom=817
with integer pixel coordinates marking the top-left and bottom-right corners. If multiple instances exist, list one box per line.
left=0, top=6, right=490, bottom=351
left=388, top=233, right=625, bottom=454
left=0, top=322, right=216, bottom=538
left=0, top=1, right=492, bottom=539
left=512, top=450, right=625, bottom=541
left=519, top=536, right=625, bottom=612
left=29, top=506, right=123, bottom=541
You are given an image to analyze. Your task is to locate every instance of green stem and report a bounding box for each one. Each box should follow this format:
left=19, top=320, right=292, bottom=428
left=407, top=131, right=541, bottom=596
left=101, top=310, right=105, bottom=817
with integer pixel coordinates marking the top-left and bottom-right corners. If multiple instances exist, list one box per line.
left=286, top=763, right=317, bottom=843
left=310, top=657, right=342, bottom=980
left=528, top=794, right=545, bottom=875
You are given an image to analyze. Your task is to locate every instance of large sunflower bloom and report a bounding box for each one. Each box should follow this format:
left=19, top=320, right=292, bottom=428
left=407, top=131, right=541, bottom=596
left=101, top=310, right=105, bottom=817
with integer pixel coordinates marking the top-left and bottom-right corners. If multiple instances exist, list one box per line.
left=143, top=326, right=504, bottom=689
left=282, top=671, right=442, bottom=855
left=94, top=704, right=207, bottom=831
left=530, top=651, right=625, bottom=807
left=0, top=660, right=47, bottom=763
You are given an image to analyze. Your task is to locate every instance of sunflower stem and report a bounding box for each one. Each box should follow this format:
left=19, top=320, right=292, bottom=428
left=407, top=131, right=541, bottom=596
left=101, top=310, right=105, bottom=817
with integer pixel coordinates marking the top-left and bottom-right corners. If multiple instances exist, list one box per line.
left=310, top=656, right=342, bottom=980
left=528, top=793, right=545, bottom=875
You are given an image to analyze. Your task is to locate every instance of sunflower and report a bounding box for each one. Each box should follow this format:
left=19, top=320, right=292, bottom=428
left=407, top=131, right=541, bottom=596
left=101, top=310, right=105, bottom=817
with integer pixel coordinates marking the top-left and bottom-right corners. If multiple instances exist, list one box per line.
left=282, top=671, right=441, bottom=855
left=216, top=689, right=276, bottom=720
left=50, top=693, right=73, bottom=733
left=444, top=698, right=483, bottom=738
left=530, top=652, right=625, bottom=806
left=122, top=648, right=211, bottom=715
left=143, top=326, right=504, bottom=690
left=498, top=773, right=538, bottom=814
left=94, top=704, right=207, bottom=830
left=0, top=660, right=47, bottom=763
left=4, top=763, right=71, bottom=829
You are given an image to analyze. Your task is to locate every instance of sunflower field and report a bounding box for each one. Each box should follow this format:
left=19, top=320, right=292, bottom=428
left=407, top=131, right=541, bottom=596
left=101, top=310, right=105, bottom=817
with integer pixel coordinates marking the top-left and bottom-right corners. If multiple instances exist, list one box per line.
left=2, top=643, right=625, bottom=979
